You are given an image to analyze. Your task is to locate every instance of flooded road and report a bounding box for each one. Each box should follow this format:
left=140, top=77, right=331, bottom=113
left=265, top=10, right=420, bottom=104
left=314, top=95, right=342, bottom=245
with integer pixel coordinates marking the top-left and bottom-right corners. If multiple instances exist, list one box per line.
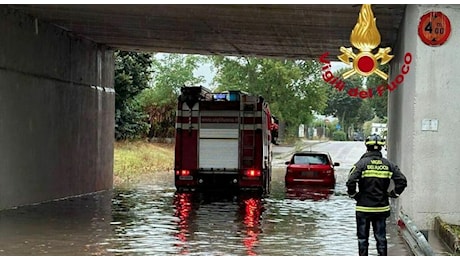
left=0, top=141, right=411, bottom=256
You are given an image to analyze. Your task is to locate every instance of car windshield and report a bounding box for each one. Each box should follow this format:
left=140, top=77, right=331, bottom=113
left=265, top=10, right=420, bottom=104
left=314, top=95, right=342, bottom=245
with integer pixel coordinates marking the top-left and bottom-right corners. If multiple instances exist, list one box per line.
left=293, top=154, right=328, bottom=165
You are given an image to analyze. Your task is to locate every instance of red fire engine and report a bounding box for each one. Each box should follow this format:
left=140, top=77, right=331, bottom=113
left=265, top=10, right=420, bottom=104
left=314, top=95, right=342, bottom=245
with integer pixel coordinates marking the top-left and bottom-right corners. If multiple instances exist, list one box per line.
left=174, top=86, right=274, bottom=195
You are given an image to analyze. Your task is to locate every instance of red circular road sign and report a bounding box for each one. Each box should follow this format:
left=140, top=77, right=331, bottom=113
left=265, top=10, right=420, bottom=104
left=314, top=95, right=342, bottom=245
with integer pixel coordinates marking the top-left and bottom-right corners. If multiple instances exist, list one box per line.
left=418, top=11, right=451, bottom=46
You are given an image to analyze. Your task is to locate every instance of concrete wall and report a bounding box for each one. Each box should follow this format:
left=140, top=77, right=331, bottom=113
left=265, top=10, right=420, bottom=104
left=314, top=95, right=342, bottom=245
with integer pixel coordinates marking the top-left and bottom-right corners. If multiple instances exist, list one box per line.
left=0, top=7, right=115, bottom=209
left=389, top=4, right=460, bottom=229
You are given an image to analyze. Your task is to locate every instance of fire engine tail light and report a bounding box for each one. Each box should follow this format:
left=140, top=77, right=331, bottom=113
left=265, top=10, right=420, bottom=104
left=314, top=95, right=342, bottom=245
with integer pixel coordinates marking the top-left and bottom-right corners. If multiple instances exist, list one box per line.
left=244, top=169, right=261, bottom=177
left=176, top=169, right=190, bottom=176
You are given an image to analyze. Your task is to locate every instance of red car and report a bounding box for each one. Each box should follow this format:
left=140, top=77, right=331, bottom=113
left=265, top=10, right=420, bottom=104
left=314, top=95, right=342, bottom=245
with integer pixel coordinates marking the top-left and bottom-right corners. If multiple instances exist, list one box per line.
left=285, top=151, right=340, bottom=189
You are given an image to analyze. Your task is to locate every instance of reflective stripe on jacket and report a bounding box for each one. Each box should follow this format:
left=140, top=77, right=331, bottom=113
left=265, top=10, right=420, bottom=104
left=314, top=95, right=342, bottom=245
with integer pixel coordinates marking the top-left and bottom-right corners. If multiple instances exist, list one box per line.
left=346, top=151, right=407, bottom=216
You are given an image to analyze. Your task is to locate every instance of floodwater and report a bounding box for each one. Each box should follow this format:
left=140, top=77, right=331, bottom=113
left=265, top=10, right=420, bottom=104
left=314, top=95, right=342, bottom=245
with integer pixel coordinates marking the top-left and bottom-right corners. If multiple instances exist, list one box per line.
left=0, top=141, right=411, bottom=256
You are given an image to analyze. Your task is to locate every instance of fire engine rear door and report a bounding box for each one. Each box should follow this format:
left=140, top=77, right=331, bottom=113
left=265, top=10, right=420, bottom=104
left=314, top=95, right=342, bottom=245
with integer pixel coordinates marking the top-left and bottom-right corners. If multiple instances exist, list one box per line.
left=199, top=128, right=239, bottom=170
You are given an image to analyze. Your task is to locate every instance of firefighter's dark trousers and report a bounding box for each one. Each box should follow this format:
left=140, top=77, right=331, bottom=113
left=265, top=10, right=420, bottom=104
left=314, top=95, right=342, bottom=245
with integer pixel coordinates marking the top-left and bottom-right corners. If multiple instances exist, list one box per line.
left=356, top=214, right=388, bottom=256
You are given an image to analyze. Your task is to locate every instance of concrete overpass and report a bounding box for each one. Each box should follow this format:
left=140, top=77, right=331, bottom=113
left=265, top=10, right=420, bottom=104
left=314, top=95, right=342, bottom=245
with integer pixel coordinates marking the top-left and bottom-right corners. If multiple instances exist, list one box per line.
left=5, top=4, right=406, bottom=59
left=1, top=4, right=459, bottom=232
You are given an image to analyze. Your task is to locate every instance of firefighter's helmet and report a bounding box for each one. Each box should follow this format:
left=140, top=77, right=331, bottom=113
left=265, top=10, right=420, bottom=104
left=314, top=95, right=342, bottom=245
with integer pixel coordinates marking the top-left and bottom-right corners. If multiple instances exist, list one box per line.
left=365, top=134, right=385, bottom=151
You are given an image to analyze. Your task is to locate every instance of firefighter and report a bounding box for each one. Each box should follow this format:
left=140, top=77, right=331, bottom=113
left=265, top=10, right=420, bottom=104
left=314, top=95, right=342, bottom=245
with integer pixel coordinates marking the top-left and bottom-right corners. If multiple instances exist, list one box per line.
left=270, top=115, right=279, bottom=145
left=346, top=134, right=407, bottom=256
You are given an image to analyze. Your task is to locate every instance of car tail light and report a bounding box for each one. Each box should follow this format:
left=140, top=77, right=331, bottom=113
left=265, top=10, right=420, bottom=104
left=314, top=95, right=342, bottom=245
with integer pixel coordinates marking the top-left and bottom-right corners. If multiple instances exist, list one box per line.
left=323, top=169, right=334, bottom=177
left=244, top=169, right=261, bottom=177
left=285, top=175, right=294, bottom=182
left=176, top=169, right=190, bottom=176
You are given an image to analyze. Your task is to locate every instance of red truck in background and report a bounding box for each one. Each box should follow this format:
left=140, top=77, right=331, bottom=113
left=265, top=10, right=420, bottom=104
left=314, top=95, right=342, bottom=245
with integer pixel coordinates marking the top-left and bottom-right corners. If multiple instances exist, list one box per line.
left=174, top=86, right=275, bottom=195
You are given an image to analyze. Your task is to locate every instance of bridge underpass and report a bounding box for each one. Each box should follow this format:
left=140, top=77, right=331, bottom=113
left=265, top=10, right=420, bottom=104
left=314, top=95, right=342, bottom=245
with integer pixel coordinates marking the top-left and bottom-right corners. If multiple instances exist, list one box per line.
left=1, top=4, right=459, bottom=240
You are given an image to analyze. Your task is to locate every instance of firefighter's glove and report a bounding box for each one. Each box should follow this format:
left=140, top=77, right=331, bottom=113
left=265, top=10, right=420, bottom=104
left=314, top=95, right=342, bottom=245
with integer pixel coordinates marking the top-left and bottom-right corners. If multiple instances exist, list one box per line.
left=349, top=192, right=359, bottom=201
left=387, top=190, right=399, bottom=198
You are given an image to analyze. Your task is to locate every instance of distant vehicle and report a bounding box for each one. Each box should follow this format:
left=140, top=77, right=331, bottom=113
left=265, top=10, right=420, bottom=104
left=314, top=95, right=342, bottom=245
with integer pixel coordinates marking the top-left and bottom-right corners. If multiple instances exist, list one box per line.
left=353, top=132, right=364, bottom=141
left=284, top=151, right=340, bottom=189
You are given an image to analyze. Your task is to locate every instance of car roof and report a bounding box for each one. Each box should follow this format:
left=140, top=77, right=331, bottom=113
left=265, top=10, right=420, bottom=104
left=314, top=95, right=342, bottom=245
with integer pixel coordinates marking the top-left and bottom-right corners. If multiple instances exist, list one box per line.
left=292, top=151, right=331, bottom=156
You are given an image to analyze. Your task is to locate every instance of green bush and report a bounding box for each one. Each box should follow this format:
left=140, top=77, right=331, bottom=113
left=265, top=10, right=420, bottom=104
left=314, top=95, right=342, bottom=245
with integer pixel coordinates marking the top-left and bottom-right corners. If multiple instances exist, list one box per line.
left=332, top=130, right=347, bottom=141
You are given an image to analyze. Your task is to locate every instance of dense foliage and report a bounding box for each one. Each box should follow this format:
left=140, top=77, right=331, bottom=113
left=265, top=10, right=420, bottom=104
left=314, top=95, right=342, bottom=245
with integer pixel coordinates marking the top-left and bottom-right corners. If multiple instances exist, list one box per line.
left=210, top=56, right=329, bottom=137
left=136, top=54, right=205, bottom=139
left=323, top=65, right=389, bottom=139
left=113, top=51, right=388, bottom=142
left=366, top=64, right=390, bottom=119
left=332, top=131, right=347, bottom=141
left=114, top=51, right=153, bottom=140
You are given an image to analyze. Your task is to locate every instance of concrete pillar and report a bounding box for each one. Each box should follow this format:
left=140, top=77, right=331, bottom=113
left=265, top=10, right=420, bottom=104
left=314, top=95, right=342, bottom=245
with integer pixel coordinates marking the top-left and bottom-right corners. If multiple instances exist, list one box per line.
left=0, top=7, right=114, bottom=209
left=388, top=5, right=460, bottom=229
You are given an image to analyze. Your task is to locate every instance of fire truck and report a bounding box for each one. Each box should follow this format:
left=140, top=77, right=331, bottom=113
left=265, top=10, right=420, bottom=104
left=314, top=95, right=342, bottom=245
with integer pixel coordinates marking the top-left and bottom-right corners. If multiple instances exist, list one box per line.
left=174, top=86, right=274, bottom=195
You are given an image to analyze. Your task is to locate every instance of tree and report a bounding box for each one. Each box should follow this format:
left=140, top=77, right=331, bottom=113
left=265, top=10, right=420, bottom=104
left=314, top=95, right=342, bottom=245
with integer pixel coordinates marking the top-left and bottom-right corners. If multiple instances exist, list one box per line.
left=136, top=53, right=205, bottom=139
left=323, top=68, right=372, bottom=139
left=366, top=64, right=390, bottom=119
left=114, top=51, right=153, bottom=140
left=210, top=56, right=329, bottom=137
left=357, top=99, right=375, bottom=128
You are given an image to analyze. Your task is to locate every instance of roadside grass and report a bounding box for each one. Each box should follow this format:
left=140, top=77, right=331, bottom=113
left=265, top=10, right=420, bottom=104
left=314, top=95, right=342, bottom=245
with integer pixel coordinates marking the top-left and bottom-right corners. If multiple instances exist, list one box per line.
left=113, top=141, right=174, bottom=186
left=452, top=224, right=460, bottom=238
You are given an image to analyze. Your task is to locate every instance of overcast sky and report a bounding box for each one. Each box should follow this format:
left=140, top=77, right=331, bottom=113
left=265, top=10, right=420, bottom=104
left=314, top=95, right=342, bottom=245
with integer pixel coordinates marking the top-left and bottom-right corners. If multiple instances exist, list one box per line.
left=194, top=61, right=350, bottom=89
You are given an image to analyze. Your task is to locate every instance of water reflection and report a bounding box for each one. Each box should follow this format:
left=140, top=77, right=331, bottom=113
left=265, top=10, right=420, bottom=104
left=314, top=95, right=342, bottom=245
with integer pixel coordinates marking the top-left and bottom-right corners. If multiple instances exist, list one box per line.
left=108, top=186, right=178, bottom=256
left=285, top=185, right=334, bottom=201
left=173, top=192, right=194, bottom=255
left=239, top=195, right=263, bottom=256
left=0, top=191, right=114, bottom=256
left=172, top=190, right=265, bottom=256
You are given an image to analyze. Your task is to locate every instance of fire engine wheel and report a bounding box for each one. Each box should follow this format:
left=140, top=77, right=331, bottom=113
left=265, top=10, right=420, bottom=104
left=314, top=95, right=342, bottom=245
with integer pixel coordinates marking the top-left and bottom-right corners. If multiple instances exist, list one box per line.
left=262, top=178, right=270, bottom=197
left=176, top=187, right=196, bottom=192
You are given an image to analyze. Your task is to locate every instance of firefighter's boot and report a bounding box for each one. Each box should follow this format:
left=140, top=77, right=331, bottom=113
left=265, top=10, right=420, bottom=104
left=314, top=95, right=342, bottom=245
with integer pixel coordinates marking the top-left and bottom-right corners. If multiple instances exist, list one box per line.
left=377, top=245, right=387, bottom=256
left=358, top=239, right=368, bottom=256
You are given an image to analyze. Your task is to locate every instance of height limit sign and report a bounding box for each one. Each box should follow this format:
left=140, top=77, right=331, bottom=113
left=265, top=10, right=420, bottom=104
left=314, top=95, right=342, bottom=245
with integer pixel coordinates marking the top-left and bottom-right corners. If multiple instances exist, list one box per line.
left=418, top=11, right=451, bottom=46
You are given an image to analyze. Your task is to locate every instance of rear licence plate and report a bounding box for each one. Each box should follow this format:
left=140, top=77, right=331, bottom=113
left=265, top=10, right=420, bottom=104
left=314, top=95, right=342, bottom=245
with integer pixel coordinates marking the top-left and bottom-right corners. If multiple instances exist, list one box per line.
left=301, top=171, right=317, bottom=177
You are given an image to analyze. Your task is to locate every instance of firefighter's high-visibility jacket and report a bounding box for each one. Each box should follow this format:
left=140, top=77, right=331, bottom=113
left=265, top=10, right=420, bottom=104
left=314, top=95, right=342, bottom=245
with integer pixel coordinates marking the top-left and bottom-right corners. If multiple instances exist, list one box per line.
left=346, top=151, right=407, bottom=217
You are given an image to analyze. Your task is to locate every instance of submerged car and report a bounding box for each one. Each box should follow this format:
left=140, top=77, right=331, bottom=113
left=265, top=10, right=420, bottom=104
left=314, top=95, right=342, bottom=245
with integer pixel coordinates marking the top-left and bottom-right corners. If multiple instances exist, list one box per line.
left=285, top=151, right=340, bottom=189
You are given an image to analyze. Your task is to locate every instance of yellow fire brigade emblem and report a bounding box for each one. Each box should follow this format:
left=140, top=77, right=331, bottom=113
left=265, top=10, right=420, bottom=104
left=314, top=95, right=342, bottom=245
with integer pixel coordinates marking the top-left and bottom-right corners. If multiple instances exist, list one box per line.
left=338, top=4, right=393, bottom=80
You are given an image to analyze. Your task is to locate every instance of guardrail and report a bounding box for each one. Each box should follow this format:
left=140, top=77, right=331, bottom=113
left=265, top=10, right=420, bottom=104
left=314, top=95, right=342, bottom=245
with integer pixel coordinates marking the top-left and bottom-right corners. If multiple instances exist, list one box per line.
left=398, top=211, right=435, bottom=256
